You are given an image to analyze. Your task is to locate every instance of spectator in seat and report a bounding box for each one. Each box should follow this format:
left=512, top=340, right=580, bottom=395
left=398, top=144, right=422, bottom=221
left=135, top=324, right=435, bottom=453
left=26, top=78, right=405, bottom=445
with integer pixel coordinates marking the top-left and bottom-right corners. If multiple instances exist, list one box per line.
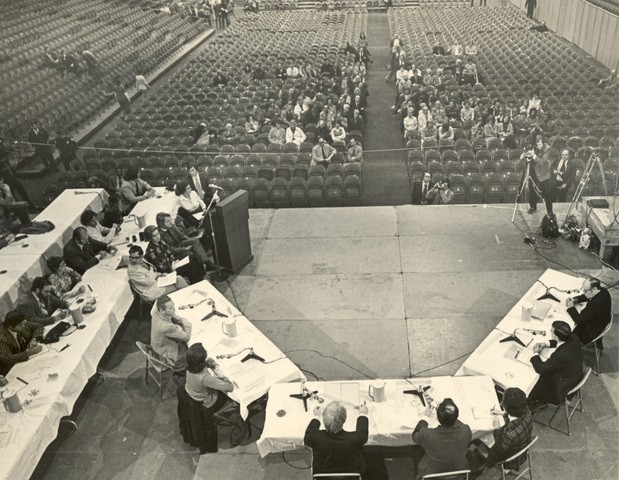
left=347, top=138, right=363, bottom=163
left=423, top=120, right=437, bottom=141
left=46, top=257, right=85, bottom=300
left=304, top=401, right=369, bottom=476
left=349, top=109, right=364, bottom=132
left=411, top=172, right=434, bottom=205
left=192, top=122, right=214, bottom=145
left=220, top=123, right=235, bottom=144
left=483, top=114, right=499, bottom=141
left=128, top=245, right=188, bottom=302
left=80, top=209, right=120, bottom=245
left=15, top=277, right=70, bottom=326
left=330, top=119, right=347, bottom=143
left=274, top=63, right=288, bottom=80
left=403, top=109, right=419, bottom=140
left=268, top=120, right=287, bottom=145
left=426, top=179, right=454, bottom=205
left=312, top=137, right=335, bottom=168
left=412, top=398, right=472, bottom=479
left=460, top=101, right=475, bottom=122
left=418, top=105, right=433, bottom=135
left=119, top=166, right=156, bottom=213
left=285, top=119, right=306, bottom=145
left=212, top=70, right=228, bottom=87
left=438, top=121, right=454, bottom=142
left=150, top=295, right=192, bottom=379
left=527, top=90, right=543, bottom=115
left=432, top=101, right=447, bottom=126
left=244, top=114, right=259, bottom=135
left=286, top=64, right=300, bottom=79
left=0, top=311, right=45, bottom=375
left=135, top=70, right=150, bottom=95
left=63, top=226, right=116, bottom=275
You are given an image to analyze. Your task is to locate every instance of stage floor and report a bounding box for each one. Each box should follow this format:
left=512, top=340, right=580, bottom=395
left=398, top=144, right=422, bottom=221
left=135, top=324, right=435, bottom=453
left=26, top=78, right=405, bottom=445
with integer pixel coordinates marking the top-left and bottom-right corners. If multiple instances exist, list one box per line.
left=32, top=204, right=619, bottom=480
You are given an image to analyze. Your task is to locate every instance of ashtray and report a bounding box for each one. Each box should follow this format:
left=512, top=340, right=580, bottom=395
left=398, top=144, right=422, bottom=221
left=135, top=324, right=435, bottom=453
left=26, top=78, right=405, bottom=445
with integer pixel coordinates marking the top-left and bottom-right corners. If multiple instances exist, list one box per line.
left=82, top=305, right=96, bottom=314
left=276, top=409, right=286, bottom=417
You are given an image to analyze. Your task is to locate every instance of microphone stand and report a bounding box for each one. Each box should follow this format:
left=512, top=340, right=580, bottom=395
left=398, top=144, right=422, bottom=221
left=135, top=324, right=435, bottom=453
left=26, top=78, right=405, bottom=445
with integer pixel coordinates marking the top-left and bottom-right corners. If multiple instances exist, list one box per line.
left=204, top=192, right=228, bottom=283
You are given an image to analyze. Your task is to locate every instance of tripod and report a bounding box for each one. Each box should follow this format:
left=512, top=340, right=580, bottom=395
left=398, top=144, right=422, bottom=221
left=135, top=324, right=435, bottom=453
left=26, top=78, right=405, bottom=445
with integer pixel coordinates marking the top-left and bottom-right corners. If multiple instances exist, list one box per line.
left=561, top=149, right=607, bottom=230
left=511, top=157, right=543, bottom=223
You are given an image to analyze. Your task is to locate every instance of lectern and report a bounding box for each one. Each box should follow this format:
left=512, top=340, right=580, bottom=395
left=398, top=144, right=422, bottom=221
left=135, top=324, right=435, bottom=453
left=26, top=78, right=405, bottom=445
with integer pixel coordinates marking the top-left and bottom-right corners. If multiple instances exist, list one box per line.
left=210, top=190, right=253, bottom=274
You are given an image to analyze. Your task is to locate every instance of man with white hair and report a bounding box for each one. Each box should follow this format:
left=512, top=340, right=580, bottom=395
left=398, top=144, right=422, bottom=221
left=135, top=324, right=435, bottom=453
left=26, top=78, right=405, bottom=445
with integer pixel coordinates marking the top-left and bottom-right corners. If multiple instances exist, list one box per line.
left=304, top=400, right=369, bottom=475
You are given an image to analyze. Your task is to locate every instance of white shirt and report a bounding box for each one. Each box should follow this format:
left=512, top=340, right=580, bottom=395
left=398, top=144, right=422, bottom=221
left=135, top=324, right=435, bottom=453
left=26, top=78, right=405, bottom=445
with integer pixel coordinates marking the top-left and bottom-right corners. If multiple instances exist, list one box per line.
left=178, top=190, right=206, bottom=213
left=135, top=75, right=149, bottom=91
left=86, top=223, right=117, bottom=244
left=285, top=126, right=306, bottom=145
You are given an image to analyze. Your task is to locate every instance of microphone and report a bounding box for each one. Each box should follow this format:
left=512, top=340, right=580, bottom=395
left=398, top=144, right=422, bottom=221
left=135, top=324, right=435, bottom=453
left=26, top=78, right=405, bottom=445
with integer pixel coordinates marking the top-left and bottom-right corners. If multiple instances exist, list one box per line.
left=208, top=184, right=224, bottom=191
left=216, top=353, right=234, bottom=359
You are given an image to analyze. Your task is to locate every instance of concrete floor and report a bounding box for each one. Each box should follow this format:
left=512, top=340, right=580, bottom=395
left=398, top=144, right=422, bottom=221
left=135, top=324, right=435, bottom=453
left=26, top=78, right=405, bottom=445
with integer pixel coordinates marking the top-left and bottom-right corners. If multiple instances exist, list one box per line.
left=30, top=203, right=619, bottom=480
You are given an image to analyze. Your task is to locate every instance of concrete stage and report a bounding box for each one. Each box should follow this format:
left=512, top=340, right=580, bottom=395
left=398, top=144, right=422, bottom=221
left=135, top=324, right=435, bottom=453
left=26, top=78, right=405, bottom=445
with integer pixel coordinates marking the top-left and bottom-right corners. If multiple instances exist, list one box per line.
left=32, top=203, right=618, bottom=480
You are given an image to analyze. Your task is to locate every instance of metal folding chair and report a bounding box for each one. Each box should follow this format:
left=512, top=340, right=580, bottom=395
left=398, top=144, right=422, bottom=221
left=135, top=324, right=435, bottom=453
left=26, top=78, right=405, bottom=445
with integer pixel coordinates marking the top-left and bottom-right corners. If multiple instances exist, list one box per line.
left=495, top=436, right=538, bottom=480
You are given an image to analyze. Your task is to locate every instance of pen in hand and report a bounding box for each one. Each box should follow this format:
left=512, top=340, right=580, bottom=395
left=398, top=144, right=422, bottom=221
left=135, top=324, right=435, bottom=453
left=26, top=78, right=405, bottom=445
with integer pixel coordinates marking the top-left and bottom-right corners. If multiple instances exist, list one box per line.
left=59, top=344, right=70, bottom=352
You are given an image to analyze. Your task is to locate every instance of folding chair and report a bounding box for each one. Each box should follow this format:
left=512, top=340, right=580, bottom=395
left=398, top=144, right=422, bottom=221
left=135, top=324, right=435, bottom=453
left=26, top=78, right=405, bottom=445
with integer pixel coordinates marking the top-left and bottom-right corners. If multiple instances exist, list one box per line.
left=495, top=436, right=538, bottom=480
left=135, top=341, right=175, bottom=402
left=535, top=368, right=592, bottom=435
left=421, top=470, right=470, bottom=479
left=584, top=322, right=612, bottom=375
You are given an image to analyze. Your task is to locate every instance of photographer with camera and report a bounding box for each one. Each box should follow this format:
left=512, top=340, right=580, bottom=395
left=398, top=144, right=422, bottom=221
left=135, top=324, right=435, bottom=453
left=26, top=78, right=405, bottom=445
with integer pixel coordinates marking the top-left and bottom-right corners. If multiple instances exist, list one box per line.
left=426, top=178, right=454, bottom=205
left=522, top=135, right=553, bottom=215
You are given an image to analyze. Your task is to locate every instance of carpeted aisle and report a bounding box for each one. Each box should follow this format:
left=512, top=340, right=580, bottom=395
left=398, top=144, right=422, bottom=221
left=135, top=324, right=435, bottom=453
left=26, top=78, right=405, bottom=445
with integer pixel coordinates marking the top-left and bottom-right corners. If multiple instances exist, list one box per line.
left=361, top=13, right=411, bottom=206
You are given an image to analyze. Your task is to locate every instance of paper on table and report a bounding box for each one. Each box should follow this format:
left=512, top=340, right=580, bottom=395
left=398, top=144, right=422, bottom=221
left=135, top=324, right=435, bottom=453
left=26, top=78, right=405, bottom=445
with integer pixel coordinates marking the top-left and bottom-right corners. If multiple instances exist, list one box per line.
left=172, top=256, right=190, bottom=270
left=504, top=344, right=536, bottom=365
left=472, top=407, right=494, bottom=419
left=341, top=382, right=360, bottom=407
left=157, top=272, right=177, bottom=287
left=193, top=212, right=204, bottom=220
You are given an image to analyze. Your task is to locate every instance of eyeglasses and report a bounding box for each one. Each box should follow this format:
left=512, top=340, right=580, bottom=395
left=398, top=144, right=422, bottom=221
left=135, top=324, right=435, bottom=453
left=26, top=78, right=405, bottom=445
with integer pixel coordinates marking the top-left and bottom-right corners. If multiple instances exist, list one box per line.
left=129, top=256, right=141, bottom=262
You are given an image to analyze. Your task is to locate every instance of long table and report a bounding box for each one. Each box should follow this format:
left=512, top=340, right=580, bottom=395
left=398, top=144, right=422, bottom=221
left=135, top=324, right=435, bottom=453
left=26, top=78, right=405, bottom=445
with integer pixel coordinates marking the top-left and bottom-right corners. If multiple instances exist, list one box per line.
left=456, top=269, right=582, bottom=394
left=0, top=188, right=109, bottom=313
left=166, top=281, right=305, bottom=419
left=256, top=376, right=501, bottom=457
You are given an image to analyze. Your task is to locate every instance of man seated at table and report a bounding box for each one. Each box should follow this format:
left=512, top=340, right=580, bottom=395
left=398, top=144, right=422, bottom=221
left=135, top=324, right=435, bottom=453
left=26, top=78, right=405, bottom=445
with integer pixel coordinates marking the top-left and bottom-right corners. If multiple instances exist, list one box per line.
left=80, top=209, right=120, bottom=245
left=0, top=311, right=44, bottom=375
left=119, top=166, right=156, bottom=214
left=127, top=246, right=189, bottom=302
left=469, top=387, right=533, bottom=475
left=566, top=277, right=612, bottom=349
left=304, top=400, right=369, bottom=476
left=151, top=295, right=192, bottom=380
left=412, top=398, right=472, bottom=479
left=63, top=226, right=116, bottom=275
left=156, top=212, right=215, bottom=271
left=15, top=277, right=70, bottom=326
left=528, top=321, right=583, bottom=409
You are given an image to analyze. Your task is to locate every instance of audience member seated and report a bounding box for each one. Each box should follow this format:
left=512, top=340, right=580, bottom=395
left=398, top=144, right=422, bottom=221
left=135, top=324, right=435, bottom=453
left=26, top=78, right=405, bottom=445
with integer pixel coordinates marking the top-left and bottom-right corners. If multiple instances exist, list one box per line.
left=127, top=245, right=188, bottom=302
left=304, top=400, right=369, bottom=476
left=403, top=110, right=419, bottom=140
left=150, top=295, right=192, bottom=379
left=528, top=321, right=583, bottom=409
left=0, top=311, right=44, bottom=375
left=348, top=138, right=363, bottom=163
left=411, top=172, right=433, bottom=206
left=330, top=119, right=347, bottom=143
left=143, top=225, right=204, bottom=284
left=244, top=114, right=260, bottom=135
left=312, top=137, right=336, bottom=168
left=119, top=166, right=156, bottom=214
left=469, top=387, right=533, bottom=475
left=181, top=342, right=235, bottom=451
left=63, top=226, right=115, bottom=275
left=15, top=277, right=70, bottom=327
left=268, top=120, right=286, bottom=145
left=566, top=277, right=612, bottom=348
left=426, top=179, right=454, bottom=205
left=438, top=121, right=454, bottom=142
left=80, top=209, right=120, bottom=245
left=412, top=398, right=472, bottom=479
left=192, top=122, right=215, bottom=146
left=46, top=257, right=85, bottom=300
left=286, top=119, right=306, bottom=145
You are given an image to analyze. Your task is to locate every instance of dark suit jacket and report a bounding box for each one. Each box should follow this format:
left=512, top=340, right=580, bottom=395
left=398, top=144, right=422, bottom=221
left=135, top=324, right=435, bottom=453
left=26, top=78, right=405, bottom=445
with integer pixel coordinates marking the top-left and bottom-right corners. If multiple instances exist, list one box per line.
left=0, top=322, right=44, bottom=375
left=412, top=419, right=472, bottom=479
left=63, top=237, right=108, bottom=275
left=551, top=157, right=575, bottom=192
left=304, top=416, right=369, bottom=474
left=186, top=173, right=210, bottom=200
left=411, top=180, right=434, bottom=205
left=15, top=291, right=68, bottom=326
left=28, top=128, right=50, bottom=150
left=567, top=289, right=612, bottom=345
left=530, top=335, right=583, bottom=401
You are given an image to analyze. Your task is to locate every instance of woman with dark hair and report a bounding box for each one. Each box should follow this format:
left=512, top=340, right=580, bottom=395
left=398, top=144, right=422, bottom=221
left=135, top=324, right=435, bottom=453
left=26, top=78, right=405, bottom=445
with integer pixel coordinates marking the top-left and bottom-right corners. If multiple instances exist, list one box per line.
left=127, top=245, right=188, bottom=301
left=143, top=225, right=204, bottom=284
left=176, top=180, right=207, bottom=228
left=47, top=256, right=85, bottom=299
left=119, top=166, right=155, bottom=213
left=244, top=114, right=259, bottom=134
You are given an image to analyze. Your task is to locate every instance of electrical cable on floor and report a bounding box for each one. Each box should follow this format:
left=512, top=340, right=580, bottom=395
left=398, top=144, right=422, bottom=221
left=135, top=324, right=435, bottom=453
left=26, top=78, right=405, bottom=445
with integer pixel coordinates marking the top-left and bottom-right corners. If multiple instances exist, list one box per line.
left=281, top=447, right=312, bottom=470
left=408, top=351, right=475, bottom=378
left=225, top=277, right=244, bottom=315
left=285, top=349, right=374, bottom=380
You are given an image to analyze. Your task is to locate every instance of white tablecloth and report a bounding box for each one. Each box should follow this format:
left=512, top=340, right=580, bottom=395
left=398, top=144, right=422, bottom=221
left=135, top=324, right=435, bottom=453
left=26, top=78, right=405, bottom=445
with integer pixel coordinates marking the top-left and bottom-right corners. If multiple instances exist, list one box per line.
left=167, top=280, right=304, bottom=419
left=256, top=376, right=500, bottom=458
left=456, top=269, right=582, bottom=394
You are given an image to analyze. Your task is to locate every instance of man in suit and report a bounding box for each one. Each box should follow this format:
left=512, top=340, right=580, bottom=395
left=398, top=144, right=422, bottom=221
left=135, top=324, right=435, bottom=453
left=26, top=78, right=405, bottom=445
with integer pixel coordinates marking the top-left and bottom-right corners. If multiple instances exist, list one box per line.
left=28, top=120, right=56, bottom=171
left=412, top=398, right=472, bottom=479
left=411, top=172, right=434, bottom=205
left=304, top=401, right=369, bottom=475
left=156, top=212, right=212, bottom=269
left=552, top=149, right=575, bottom=202
left=63, top=226, right=114, bottom=275
left=186, top=164, right=213, bottom=204
left=529, top=321, right=583, bottom=407
left=119, top=166, right=156, bottom=213
left=15, top=277, right=70, bottom=326
left=285, top=119, right=307, bottom=146
left=0, top=311, right=44, bottom=375
left=566, top=277, right=612, bottom=348
left=150, top=295, right=192, bottom=376
left=311, top=137, right=335, bottom=168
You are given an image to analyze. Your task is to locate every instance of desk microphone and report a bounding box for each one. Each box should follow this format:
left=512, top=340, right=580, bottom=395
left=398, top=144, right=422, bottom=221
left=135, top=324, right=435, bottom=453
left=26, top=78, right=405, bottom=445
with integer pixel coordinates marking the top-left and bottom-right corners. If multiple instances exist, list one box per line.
left=216, top=353, right=234, bottom=359
left=208, top=184, right=223, bottom=190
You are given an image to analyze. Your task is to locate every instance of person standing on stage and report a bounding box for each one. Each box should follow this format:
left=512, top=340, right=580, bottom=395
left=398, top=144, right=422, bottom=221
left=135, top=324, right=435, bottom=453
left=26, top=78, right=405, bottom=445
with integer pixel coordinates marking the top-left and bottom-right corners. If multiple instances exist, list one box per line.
left=522, top=135, right=553, bottom=214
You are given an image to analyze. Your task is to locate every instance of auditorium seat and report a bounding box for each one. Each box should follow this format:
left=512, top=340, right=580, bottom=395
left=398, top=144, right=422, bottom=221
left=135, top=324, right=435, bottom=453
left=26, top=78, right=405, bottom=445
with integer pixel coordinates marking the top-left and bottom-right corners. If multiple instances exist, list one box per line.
left=251, top=178, right=271, bottom=208
left=289, top=177, right=308, bottom=207
left=307, top=176, right=326, bottom=207
left=344, top=175, right=362, bottom=206
left=325, top=176, right=345, bottom=207
left=270, top=178, right=290, bottom=208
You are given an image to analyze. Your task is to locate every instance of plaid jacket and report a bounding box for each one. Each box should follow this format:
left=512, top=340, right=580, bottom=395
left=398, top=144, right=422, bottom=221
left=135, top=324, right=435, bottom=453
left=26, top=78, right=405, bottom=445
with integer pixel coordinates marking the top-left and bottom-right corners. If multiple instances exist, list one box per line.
left=487, top=410, right=533, bottom=470
left=0, top=323, right=44, bottom=375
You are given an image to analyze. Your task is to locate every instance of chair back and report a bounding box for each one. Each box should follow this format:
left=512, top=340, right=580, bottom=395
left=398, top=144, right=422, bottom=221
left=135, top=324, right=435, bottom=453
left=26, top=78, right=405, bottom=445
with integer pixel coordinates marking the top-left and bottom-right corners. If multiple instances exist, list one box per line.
left=498, top=435, right=538, bottom=465
left=567, top=368, right=592, bottom=397
left=313, top=474, right=361, bottom=479
left=421, top=470, right=470, bottom=479
left=587, top=321, right=612, bottom=346
left=135, top=341, right=174, bottom=372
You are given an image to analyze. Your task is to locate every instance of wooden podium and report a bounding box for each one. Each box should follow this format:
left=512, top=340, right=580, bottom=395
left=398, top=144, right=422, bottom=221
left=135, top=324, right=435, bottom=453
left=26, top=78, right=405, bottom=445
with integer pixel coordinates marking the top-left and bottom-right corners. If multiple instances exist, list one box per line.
left=210, top=190, right=253, bottom=274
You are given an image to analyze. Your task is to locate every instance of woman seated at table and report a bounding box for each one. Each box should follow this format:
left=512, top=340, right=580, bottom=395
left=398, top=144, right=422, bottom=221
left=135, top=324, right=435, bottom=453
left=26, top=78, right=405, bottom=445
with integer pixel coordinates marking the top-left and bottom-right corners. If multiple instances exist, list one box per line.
left=127, top=245, right=189, bottom=302
left=175, top=180, right=212, bottom=228
left=47, top=256, right=85, bottom=299
left=143, top=225, right=205, bottom=284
